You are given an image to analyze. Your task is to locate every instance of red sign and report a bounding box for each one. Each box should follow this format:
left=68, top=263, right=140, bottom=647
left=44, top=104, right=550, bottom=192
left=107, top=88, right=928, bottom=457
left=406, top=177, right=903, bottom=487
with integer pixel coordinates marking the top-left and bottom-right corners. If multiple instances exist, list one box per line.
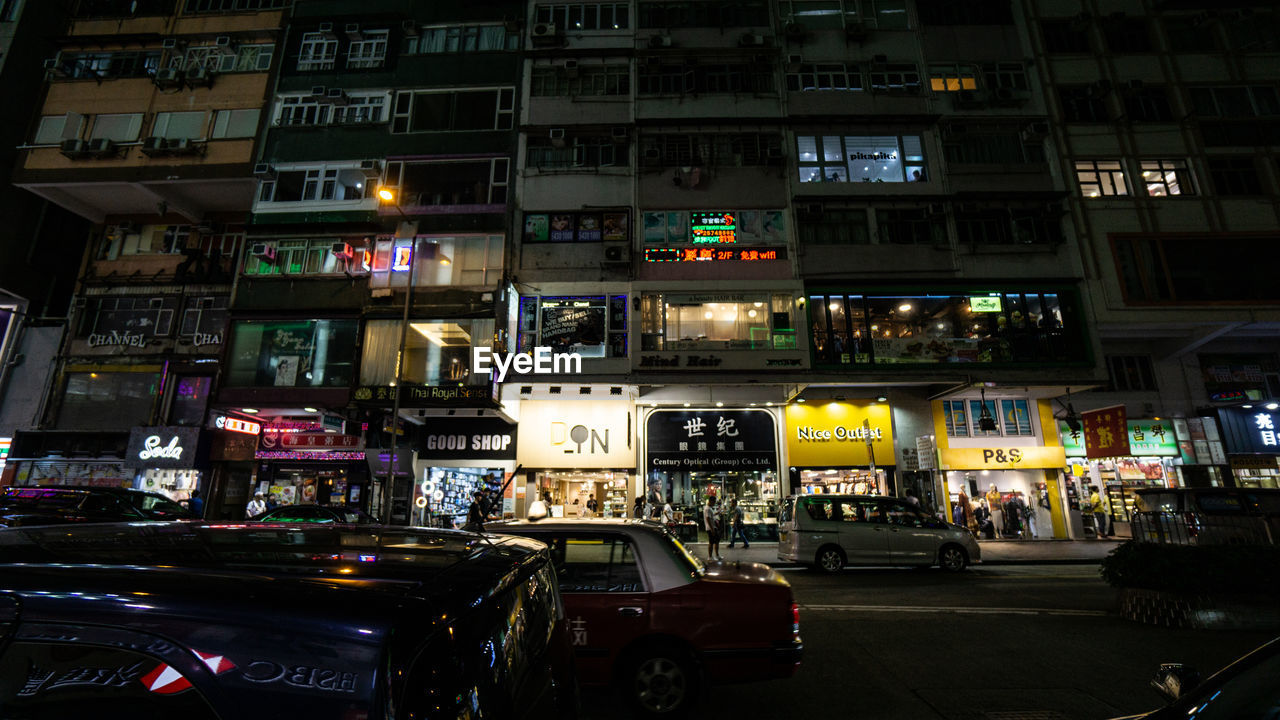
left=280, top=433, right=364, bottom=450
left=644, top=247, right=786, bottom=263
left=214, top=414, right=261, bottom=436
left=1082, top=406, right=1131, bottom=459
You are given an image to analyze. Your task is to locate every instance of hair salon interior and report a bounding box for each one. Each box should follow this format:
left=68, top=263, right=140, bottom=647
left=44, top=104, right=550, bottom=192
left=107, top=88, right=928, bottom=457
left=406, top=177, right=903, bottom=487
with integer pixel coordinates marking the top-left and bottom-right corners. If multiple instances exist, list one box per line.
left=0, top=0, right=1278, bottom=539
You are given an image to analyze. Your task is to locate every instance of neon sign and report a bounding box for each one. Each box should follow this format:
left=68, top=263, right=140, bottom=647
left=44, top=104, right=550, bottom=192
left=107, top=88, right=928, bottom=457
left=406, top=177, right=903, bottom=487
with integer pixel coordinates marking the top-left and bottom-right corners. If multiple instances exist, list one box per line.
left=392, top=246, right=412, bottom=272
left=690, top=212, right=737, bottom=244
left=214, top=414, right=261, bottom=436
left=644, top=247, right=786, bottom=263
left=969, top=296, right=1002, bottom=312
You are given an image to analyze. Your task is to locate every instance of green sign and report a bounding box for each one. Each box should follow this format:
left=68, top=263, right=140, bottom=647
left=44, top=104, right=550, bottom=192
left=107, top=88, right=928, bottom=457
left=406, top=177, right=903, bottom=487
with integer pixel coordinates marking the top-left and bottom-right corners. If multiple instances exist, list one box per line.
left=969, top=296, right=1003, bottom=312
left=1060, top=420, right=1178, bottom=457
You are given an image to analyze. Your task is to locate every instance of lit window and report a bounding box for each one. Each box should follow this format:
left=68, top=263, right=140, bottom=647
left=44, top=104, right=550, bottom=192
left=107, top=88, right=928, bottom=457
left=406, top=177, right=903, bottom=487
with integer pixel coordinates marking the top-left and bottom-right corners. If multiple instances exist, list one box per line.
left=1075, top=160, right=1128, bottom=197
left=1140, top=159, right=1195, bottom=197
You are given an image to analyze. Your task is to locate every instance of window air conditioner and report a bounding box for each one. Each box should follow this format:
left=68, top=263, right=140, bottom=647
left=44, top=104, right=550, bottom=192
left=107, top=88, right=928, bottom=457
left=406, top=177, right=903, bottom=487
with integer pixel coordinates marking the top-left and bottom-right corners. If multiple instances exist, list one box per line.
left=141, top=136, right=167, bottom=155
left=309, top=85, right=327, bottom=98
left=253, top=163, right=276, bottom=178
left=214, top=36, right=236, bottom=54
left=531, top=23, right=559, bottom=40
left=642, top=147, right=661, bottom=162
left=344, top=23, right=363, bottom=40
left=317, top=22, right=335, bottom=34
left=60, top=139, right=87, bottom=158
left=359, top=159, right=381, bottom=178
left=185, top=65, right=213, bottom=87
left=603, top=243, right=630, bottom=263
left=563, top=59, right=579, bottom=77
left=153, top=67, right=182, bottom=87
left=326, top=88, right=349, bottom=105
left=168, top=138, right=197, bottom=154
left=549, top=127, right=566, bottom=148
left=87, top=138, right=116, bottom=156
left=162, top=38, right=184, bottom=50
left=250, top=242, right=277, bottom=261
left=331, top=242, right=354, bottom=259
left=648, top=34, right=673, bottom=48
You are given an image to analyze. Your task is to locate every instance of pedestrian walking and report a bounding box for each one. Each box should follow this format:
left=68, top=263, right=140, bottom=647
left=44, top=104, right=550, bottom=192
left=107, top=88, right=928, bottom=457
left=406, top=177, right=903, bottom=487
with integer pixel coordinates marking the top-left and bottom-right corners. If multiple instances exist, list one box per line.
left=245, top=492, right=267, bottom=519
left=904, top=489, right=920, bottom=507
left=703, top=496, right=722, bottom=561
left=660, top=500, right=674, bottom=528
left=188, top=489, right=204, bottom=518
left=464, top=491, right=487, bottom=532
left=727, top=498, right=750, bottom=549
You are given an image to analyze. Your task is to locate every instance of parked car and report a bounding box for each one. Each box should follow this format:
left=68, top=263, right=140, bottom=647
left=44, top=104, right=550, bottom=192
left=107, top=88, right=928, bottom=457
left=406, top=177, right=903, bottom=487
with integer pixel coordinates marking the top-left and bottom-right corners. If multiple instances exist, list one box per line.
left=0, top=522, right=578, bottom=719
left=1109, top=636, right=1279, bottom=719
left=1132, top=488, right=1280, bottom=545
left=490, top=518, right=802, bottom=715
left=777, top=494, right=981, bottom=572
left=253, top=504, right=376, bottom=524
left=0, top=485, right=194, bottom=527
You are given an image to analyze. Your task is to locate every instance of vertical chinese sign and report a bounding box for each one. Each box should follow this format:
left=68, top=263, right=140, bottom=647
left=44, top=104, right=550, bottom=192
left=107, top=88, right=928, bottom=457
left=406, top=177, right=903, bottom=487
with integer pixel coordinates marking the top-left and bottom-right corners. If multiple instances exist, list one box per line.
left=1082, top=406, right=1131, bottom=459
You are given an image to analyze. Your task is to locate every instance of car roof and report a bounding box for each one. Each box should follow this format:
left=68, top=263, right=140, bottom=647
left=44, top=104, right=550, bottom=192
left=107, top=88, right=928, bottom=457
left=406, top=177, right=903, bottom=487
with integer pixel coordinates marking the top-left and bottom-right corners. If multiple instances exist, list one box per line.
left=4, top=485, right=164, bottom=498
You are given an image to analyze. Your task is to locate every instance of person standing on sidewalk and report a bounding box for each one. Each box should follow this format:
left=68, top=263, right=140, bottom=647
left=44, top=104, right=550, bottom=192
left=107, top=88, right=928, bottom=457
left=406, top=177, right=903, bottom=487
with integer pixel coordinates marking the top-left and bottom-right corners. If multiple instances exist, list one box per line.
left=703, top=496, right=722, bottom=561
left=1089, top=486, right=1109, bottom=539
left=727, top=498, right=750, bottom=549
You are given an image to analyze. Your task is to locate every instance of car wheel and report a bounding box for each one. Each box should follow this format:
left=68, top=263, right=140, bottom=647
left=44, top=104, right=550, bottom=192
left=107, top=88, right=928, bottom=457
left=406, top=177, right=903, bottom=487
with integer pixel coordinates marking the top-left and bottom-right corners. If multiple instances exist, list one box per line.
left=815, top=545, right=845, bottom=574
left=625, top=646, right=697, bottom=716
left=938, top=544, right=968, bottom=572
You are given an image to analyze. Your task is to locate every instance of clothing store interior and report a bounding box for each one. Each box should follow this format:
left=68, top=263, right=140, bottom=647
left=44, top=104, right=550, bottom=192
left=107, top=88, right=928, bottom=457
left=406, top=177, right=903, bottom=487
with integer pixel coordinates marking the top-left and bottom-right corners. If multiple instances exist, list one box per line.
left=948, top=469, right=1054, bottom=540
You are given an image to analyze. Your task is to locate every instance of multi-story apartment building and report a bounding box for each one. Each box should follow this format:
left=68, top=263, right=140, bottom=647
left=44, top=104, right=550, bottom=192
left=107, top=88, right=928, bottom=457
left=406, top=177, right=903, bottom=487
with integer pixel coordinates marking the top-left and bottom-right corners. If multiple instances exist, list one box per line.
left=1020, top=0, right=1280, bottom=513
left=3, top=0, right=287, bottom=516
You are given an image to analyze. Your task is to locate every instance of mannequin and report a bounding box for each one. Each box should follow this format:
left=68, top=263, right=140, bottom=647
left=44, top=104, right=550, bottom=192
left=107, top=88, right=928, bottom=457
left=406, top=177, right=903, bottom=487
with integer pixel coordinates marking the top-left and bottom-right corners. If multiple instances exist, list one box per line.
left=986, top=483, right=1003, bottom=537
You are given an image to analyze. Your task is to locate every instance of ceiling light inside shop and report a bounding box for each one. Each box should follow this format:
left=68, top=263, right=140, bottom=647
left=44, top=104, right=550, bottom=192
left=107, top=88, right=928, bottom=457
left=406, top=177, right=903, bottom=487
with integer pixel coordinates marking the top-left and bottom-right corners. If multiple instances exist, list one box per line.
left=754, top=302, right=764, bottom=307
left=829, top=303, right=839, bottom=311
left=748, top=310, right=757, bottom=318
left=683, top=402, right=690, bottom=407
left=898, top=303, right=912, bottom=312
left=765, top=402, right=773, bottom=406
left=796, top=398, right=806, bottom=403
left=704, top=311, right=714, bottom=319
left=716, top=402, right=724, bottom=407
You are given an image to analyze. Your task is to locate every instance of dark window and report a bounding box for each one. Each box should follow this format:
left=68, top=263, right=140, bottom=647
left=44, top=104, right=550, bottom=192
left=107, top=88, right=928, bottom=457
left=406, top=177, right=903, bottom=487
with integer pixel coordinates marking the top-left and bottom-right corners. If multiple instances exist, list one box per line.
left=546, top=535, right=644, bottom=593
left=1124, top=87, right=1173, bottom=122
left=1058, top=86, right=1109, bottom=122
left=798, top=208, right=870, bottom=244
left=1190, top=86, right=1279, bottom=118
left=1103, top=18, right=1152, bottom=52
left=1223, top=9, right=1280, bottom=52
left=57, top=372, right=160, bottom=430
left=943, top=132, right=1045, bottom=164
left=527, top=136, right=625, bottom=170
left=1208, top=156, right=1263, bottom=195
left=916, top=0, right=1013, bottom=25
left=638, top=61, right=774, bottom=95
left=1199, top=121, right=1280, bottom=148
left=226, top=319, right=358, bottom=388
left=184, top=0, right=291, bottom=11
left=638, top=1, right=769, bottom=27
left=1106, top=355, right=1157, bottom=391
left=1041, top=19, right=1090, bottom=53
left=876, top=208, right=947, bottom=245
left=170, top=375, right=212, bottom=426
left=1163, top=16, right=1218, bottom=52
left=1112, top=234, right=1280, bottom=303
left=0, top=0, right=17, bottom=21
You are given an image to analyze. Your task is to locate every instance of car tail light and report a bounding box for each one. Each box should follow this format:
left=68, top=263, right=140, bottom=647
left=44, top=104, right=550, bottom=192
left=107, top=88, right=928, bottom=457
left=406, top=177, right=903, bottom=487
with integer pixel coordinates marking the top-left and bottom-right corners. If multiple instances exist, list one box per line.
left=790, top=601, right=800, bottom=640
left=1184, top=512, right=1198, bottom=537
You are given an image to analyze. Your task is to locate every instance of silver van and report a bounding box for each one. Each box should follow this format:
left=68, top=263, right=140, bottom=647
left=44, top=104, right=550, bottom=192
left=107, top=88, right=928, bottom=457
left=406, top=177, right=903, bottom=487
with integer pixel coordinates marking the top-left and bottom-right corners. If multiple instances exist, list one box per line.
left=777, top=494, right=981, bottom=572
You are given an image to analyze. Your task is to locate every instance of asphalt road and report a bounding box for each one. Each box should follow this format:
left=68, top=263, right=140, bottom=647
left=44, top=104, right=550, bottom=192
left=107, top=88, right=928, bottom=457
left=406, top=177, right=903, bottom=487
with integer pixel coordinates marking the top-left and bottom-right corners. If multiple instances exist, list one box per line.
left=582, top=564, right=1274, bottom=719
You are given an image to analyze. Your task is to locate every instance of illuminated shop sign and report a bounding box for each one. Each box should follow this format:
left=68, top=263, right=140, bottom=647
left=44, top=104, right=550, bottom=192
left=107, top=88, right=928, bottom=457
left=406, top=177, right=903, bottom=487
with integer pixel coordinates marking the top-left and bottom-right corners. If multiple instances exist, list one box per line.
left=125, top=426, right=201, bottom=469
left=690, top=212, right=737, bottom=244
left=643, top=247, right=786, bottom=263
left=968, top=296, right=1003, bottom=312
left=1217, top=409, right=1280, bottom=454
left=213, top=414, right=262, bottom=436
left=391, top=246, right=412, bottom=272
left=1060, top=420, right=1178, bottom=457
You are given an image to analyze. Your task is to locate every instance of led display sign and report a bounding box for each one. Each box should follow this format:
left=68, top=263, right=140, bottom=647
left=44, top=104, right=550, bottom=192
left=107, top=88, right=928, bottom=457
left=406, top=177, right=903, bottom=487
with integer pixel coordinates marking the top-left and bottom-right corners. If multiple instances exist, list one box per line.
left=644, top=247, right=786, bottom=263
left=214, top=414, right=262, bottom=436
left=690, top=212, right=737, bottom=244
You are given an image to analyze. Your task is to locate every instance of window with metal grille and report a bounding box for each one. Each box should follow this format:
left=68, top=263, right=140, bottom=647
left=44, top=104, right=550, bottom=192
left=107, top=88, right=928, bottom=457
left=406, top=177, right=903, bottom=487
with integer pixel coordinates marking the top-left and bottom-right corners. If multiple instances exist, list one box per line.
left=1058, top=86, right=1109, bottom=122
left=785, top=62, right=862, bottom=92
left=527, top=136, right=623, bottom=170
left=531, top=63, right=630, bottom=96
left=1040, top=19, right=1090, bottom=53
left=1124, top=87, right=1172, bottom=122
left=875, top=208, right=946, bottom=245
left=404, top=24, right=518, bottom=54
left=1208, top=156, right=1263, bottom=195
left=1102, top=17, right=1152, bottom=52
left=347, top=30, right=388, bottom=69
left=390, top=88, right=515, bottom=133
left=798, top=208, right=870, bottom=244
left=297, top=32, right=337, bottom=71
left=639, top=1, right=769, bottom=27
left=534, top=3, right=630, bottom=30
left=1106, top=355, right=1157, bottom=391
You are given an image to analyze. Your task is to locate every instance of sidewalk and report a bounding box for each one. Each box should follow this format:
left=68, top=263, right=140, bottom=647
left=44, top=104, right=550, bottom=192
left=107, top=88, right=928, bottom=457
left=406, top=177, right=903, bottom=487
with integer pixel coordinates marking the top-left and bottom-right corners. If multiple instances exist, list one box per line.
left=684, top=538, right=1123, bottom=566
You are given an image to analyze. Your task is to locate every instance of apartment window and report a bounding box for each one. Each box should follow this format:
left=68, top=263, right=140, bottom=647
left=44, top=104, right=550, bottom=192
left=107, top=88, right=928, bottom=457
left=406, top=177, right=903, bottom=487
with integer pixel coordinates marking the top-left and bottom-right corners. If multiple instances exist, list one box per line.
left=945, top=399, right=1031, bottom=437
left=366, top=235, right=504, bottom=289
left=1223, top=9, right=1280, bottom=52
left=981, top=63, right=1028, bottom=90
left=97, top=224, right=193, bottom=259
left=640, top=293, right=796, bottom=351
left=786, top=63, right=862, bottom=92
left=347, top=29, right=388, bottom=69
left=1208, top=156, right=1262, bottom=196
left=954, top=207, right=1064, bottom=246
left=361, top=318, right=495, bottom=386
left=1140, top=160, right=1194, bottom=197
left=942, top=401, right=968, bottom=436
left=175, top=44, right=273, bottom=74
left=531, top=63, right=630, bottom=96
left=33, top=114, right=82, bottom=145
left=867, top=63, right=920, bottom=93
left=178, top=296, right=230, bottom=338
left=243, top=239, right=356, bottom=277
left=277, top=96, right=330, bottom=126
left=797, top=134, right=926, bottom=183
left=81, top=296, right=178, bottom=338
left=1058, top=86, right=1108, bottom=123
left=1124, top=87, right=1173, bottom=122
left=527, top=135, right=624, bottom=170
left=1076, top=160, right=1128, bottom=197
left=211, top=109, right=260, bottom=138
left=334, top=95, right=386, bottom=124
left=943, top=132, right=1045, bottom=165
left=638, top=61, right=774, bottom=95
left=1112, top=234, right=1280, bottom=303
left=297, top=32, right=338, bottom=71
left=152, top=111, right=206, bottom=140
left=639, top=2, right=769, bottom=28
left=1103, top=18, right=1152, bottom=52
left=638, top=133, right=782, bottom=167
left=89, top=113, right=143, bottom=142
left=1040, top=19, right=1090, bottom=53
left=1189, top=86, right=1280, bottom=118
left=0, top=0, right=18, bottom=21
left=1162, top=16, right=1217, bottom=52
left=798, top=208, right=870, bottom=244
left=57, top=372, right=160, bottom=430
left=404, top=24, right=518, bottom=54
left=226, top=319, right=358, bottom=388
left=875, top=209, right=946, bottom=245
left=915, top=0, right=1012, bottom=25
left=56, top=51, right=161, bottom=79
left=534, top=3, right=630, bottom=30
left=390, top=88, right=515, bottom=133
left=380, top=158, right=509, bottom=206
left=1106, top=355, right=1157, bottom=392
left=184, top=0, right=291, bottom=11
left=258, top=166, right=373, bottom=204
left=928, top=64, right=977, bottom=92
left=782, top=0, right=909, bottom=30
left=517, top=295, right=627, bottom=358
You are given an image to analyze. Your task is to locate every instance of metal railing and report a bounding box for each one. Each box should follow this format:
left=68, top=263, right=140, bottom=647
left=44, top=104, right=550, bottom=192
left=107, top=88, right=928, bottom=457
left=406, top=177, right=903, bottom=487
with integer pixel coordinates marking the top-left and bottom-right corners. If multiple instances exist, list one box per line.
left=1130, top=511, right=1278, bottom=546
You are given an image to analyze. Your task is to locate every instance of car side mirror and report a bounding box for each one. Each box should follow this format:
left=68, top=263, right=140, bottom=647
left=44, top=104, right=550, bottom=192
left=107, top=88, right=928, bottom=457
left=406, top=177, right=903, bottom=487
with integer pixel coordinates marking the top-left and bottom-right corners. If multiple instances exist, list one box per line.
left=1151, top=663, right=1200, bottom=702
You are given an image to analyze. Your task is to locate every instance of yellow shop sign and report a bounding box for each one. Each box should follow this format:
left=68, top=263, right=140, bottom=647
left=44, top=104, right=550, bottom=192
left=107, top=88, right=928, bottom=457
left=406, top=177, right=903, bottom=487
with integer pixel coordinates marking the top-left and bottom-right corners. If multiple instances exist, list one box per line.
left=938, top=446, right=1066, bottom=471
left=785, top=402, right=895, bottom=467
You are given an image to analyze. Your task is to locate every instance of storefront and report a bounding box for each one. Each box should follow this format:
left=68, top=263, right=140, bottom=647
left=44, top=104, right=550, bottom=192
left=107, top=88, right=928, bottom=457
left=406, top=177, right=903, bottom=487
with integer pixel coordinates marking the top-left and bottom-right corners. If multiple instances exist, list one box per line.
left=784, top=400, right=895, bottom=497
left=644, top=408, right=781, bottom=539
left=1060, top=419, right=1183, bottom=532
left=252, top=421, right=368, bottom=512
left=516, top=400, right=636, bottom=519
left=1216, top=408, right=1280, bottom=489
left=123, top=426, right=208, bottom=505
left=5, top=431, right=132, bottom=488
left=413, top=416, right=517, bottom=527
left=934, top=397, right=1069, bottom=540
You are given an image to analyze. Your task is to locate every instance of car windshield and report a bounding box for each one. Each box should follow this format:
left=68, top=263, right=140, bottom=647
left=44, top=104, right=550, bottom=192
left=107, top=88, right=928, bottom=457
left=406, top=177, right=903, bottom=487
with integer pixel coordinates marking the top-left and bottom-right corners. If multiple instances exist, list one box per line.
left=128, top=493, right=190, bottom=518
left=0, top=489, right=84, bottom=510
left=1182, top=647, right=1280, bottom=719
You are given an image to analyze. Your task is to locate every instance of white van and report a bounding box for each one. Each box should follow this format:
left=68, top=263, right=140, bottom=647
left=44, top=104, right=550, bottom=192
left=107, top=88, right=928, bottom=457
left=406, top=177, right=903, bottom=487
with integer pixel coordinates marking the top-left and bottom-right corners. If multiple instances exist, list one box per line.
left=777, top=494, right=981, bottom=572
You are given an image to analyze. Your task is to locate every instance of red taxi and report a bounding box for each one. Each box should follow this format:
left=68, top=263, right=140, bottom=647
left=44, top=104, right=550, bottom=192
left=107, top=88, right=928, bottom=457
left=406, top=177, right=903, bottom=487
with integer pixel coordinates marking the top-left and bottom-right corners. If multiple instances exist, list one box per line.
left=491, top=518, right=801, bottom=715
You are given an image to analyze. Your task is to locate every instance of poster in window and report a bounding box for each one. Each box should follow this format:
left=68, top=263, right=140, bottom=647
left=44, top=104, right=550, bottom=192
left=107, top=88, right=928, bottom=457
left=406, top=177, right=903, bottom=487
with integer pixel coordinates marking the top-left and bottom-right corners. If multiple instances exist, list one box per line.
left=737, top=211, right=762, bottom=243
left=577, top=214, right=602, bottom=242
left=643, top=212, right=667, bottom=243
left=602, top=213, right=628, bottom=242
left=549, top=214, right=574, bottom=242
left=523, top=214, right=549, bottom=243
left=762, top=211, right=785, bottom=243
left=539, top=299, right=606, bottom=358
left=666, top=212, right=688, bottom=243
left=275, top=356, right=300, bottom=386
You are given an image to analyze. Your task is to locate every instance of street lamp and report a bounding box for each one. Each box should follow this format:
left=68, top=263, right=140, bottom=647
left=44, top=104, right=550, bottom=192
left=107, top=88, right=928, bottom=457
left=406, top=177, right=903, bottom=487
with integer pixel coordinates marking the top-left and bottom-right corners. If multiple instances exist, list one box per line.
left=379, top=187, right=414, bottom=525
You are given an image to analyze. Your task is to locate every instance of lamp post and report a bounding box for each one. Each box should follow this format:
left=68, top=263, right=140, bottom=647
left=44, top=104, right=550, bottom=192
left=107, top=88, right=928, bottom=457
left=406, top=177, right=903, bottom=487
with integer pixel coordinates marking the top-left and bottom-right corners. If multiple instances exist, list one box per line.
left=379, top=187, right=412, bottom=525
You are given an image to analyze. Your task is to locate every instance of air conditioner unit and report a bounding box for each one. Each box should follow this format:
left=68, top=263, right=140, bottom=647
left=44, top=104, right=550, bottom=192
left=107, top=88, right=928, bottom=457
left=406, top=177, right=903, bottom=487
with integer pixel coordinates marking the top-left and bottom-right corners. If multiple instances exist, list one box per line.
left=563, top=59, right=579, bottom=77
left=345, top=23, right=363, bottom=40
left=168, top=138, right=197, bottom=154
left=153, top=67, right=182, bottom=87
left=309, top=85, right=327, bottom=98
left=140, top=136, right=167, bottom=155
left=214, top=36, right=236, bottom=54
left=359, top=159, right=381, bottom=178
left=185, top=65, right=213, bottom=87
left=611, top=126, right=628, bottom=141
left=784, top=22, right=805, bottom=38
left=648, top=34, right=672, bottom=48
left=845, top=21, right=868, bottom=40
left=162, top=38, right=184, bottom=50
left=253, top=163, right=276, bottom=178
left=326, top=87, right=349, bottom=105
left=739, top=33, right=766, bottom=47
left=59, top=139, right=86, bottom=158
left=401, top=20, right=418, bottom=36
left=602, top=243, right=630, bottom=263
left=531, top=23, right=559, bottom=41
left=331, top=242, right=354, bottom=259
left=549, top=127, right=566, bottom=148
left=87, top=138, right=116, bottom=156
left=43, top=58, right=71, bottom=78
left=250, top=242, right=277, bottom=261
left=317, top=22, right=335, bottom=35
